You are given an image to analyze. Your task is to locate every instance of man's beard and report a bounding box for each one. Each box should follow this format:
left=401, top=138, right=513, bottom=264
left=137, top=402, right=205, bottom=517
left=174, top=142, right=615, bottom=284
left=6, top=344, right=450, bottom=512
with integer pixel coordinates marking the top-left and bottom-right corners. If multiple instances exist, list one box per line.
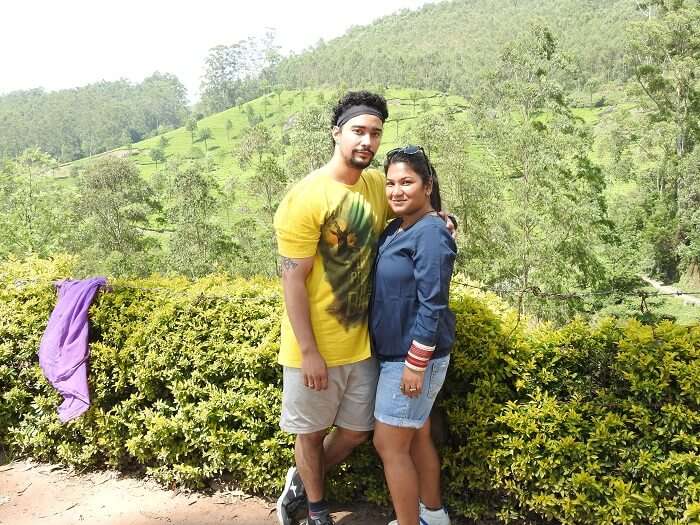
left=348, top=150, right=373, bottom=169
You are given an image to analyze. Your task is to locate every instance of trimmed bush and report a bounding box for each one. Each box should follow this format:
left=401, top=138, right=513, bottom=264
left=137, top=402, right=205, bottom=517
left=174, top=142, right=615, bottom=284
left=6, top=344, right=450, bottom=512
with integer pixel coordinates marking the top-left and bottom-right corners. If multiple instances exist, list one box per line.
left=491, top=319, right=700, bottom=524
left=1, top=257, right=699, bottom=524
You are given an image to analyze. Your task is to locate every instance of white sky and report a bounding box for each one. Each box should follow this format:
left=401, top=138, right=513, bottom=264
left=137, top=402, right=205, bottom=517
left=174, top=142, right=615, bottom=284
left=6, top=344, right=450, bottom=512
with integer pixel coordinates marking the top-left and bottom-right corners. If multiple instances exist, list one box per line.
left=1, top=0, right=430, bottom=102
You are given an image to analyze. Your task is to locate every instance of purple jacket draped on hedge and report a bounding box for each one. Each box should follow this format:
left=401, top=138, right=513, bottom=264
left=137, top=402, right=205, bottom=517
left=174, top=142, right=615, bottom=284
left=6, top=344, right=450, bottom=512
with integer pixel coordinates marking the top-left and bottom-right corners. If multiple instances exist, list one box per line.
left=38, top=277, right=107, bottom=422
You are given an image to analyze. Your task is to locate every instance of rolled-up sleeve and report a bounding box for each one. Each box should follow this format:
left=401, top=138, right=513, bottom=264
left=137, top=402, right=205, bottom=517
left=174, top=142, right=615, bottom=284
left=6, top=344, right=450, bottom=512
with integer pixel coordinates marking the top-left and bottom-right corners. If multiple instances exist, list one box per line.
left=410, top=224, right=457, bottom=347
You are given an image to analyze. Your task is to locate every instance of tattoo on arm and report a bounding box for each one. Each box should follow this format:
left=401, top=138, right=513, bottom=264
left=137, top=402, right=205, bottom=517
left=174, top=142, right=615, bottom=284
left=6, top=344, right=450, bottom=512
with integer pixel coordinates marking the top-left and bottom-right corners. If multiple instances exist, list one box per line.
left=281, top=257, right=299, bottom=273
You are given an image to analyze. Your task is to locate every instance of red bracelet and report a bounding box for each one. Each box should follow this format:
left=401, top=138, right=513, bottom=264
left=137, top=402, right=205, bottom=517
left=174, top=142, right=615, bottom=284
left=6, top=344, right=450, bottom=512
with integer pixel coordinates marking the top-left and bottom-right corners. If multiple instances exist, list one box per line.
left=405, top=340, right=435, bottom=371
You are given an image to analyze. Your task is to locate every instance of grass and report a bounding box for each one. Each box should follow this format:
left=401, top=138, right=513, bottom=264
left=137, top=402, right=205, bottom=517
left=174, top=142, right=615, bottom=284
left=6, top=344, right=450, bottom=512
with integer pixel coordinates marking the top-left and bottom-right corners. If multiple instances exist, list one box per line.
left=594, top=284, right=700, bottom=326
left=643, top=285, right=700, bottom=325
left=34, top=87, right=698, bottom=327
left=49, top=88, right=477, bottom=234
left=60, top=88, right=471, bottom=181
left=54, top=88, right=611, bottom=196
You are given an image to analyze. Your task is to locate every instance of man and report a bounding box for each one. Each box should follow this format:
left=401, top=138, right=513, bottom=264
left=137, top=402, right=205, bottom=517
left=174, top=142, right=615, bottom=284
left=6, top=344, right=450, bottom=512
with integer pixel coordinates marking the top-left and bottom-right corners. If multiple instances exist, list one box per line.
left=274, top=91, right=455, bottom=525
left=273, top=91, right=390, bottom=525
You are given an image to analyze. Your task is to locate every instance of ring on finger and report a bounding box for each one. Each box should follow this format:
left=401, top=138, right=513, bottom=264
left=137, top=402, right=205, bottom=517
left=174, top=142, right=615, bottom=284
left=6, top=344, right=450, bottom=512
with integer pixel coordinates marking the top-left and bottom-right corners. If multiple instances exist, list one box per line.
left=409, top=386, right=417, bottom=392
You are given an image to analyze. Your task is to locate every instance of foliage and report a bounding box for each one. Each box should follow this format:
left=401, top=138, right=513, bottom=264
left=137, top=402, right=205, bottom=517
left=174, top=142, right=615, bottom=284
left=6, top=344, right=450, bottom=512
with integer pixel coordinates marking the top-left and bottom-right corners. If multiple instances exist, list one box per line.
left=271, top=0, right=638, bottom=96
left=150, top=146, right=166, bottom=169
left=284, top=104, right=332, bottom=180
left=0, top=74, right=187, bottom=161
left=1, top=259, right=699, bottom=524
left=197, top=127, right=213, bottom=152
left=3, top=0, right=699, bottom=324
left=625, top=0, right=700, bottom=281
left=199, top=31, right=280, bottom=115
left=185, top=117, right=198, bottom=144
left=490, top=318, right=700, bottom=524
left=470, top=24, right=610, bottom=321
left=0, top=149, right=73, bottom=257
left=236, top=124, right=275, bottom=169
left=75, top=157, right=160, bottom=276
left=163, top=159, right=235, bottom=277
left=401, top=110, right=499, bottom=275
left=250, top=156, right=287, bottom=222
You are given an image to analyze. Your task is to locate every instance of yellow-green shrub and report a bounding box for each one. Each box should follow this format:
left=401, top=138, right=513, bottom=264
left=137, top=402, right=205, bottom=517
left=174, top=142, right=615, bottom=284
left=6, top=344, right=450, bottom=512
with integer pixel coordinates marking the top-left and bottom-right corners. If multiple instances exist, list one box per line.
left=491, top=319, right=700, bottom=524
left=1, top=257, right=699, bottom=524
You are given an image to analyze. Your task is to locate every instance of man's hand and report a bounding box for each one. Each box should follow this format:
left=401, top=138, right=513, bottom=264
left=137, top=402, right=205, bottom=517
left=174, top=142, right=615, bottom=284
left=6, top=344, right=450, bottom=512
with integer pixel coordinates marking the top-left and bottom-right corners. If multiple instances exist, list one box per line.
left=438, top=211, right=458, bottom=239
left=400, top=366, right=425, bottom=398
left=301, top=349, right=329, bottom=391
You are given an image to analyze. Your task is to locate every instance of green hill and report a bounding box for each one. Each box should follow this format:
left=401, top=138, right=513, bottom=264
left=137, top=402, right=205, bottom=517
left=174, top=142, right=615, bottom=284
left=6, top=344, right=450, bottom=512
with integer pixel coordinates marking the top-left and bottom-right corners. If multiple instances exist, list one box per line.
left=271, top=0, right=640, bottom=95
left=60, top=85, right=614, bottom=216
left=66, top=88, right=472, bottom=187
left=0, top=74, right=188, bottom=162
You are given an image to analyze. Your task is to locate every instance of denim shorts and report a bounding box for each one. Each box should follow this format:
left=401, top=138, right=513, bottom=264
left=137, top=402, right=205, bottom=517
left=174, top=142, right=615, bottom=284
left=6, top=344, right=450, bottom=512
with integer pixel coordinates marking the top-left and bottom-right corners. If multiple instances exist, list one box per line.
left=374, top=355, right=450, bottom=429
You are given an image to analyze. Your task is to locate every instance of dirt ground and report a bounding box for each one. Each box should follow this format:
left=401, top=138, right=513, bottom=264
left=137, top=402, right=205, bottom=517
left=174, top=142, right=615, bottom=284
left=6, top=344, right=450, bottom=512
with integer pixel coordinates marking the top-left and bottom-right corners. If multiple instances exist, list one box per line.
left=0, top=459, right=393, bottom=525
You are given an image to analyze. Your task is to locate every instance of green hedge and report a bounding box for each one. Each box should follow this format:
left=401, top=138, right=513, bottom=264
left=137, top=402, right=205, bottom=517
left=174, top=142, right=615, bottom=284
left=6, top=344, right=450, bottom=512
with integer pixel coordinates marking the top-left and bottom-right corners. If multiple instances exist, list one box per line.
left=1, top=256, right=699, bottom=524
left=491, top=319, right=700, bottom=524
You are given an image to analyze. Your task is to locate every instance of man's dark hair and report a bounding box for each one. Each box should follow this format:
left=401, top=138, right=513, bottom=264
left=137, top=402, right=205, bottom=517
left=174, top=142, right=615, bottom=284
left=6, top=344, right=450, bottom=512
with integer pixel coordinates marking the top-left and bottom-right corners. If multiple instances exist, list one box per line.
left=331, top=91, right=389, bottom=127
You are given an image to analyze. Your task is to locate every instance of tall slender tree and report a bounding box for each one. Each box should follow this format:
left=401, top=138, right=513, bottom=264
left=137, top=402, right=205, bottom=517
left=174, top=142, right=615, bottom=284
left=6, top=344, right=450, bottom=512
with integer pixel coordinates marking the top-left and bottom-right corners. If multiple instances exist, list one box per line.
left=626, top=0, right=700, bottom=282
left=472, top=24, right=609, bottom=319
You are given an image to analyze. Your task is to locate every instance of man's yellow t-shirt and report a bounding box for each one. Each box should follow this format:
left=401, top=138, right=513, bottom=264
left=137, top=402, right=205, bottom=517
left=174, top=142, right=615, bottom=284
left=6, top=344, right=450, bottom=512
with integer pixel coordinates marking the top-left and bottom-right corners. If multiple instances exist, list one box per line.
left=273, top=168, right=390, bottom=368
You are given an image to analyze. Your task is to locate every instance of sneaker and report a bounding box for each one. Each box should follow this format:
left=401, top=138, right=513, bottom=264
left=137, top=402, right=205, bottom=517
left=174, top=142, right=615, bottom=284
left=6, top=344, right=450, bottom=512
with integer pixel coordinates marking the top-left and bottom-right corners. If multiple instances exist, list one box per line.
left=387, top=502, right=451, bottom=525
left=276, top=466, right=307, bottom=525
left=304, top=513, right=335, bottom=525
left=419, top=504, right=451, bottom=525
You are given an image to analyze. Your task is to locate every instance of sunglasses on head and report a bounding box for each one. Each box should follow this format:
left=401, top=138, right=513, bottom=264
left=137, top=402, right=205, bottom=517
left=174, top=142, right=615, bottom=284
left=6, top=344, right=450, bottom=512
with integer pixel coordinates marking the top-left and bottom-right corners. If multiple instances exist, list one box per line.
left=384, top=145, right=433, bottom=176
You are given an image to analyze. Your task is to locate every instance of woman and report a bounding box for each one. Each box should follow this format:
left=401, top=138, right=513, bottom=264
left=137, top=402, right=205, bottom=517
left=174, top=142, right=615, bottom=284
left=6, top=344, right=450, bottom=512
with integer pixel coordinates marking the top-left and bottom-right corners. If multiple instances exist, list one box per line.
left=371, top=145, right=456, bottom=525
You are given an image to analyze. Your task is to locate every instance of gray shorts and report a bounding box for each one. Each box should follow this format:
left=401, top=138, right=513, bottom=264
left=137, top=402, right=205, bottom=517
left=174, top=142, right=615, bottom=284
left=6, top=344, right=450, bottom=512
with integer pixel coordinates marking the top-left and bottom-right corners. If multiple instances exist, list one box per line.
left=280, top=357, right=379, bottom=434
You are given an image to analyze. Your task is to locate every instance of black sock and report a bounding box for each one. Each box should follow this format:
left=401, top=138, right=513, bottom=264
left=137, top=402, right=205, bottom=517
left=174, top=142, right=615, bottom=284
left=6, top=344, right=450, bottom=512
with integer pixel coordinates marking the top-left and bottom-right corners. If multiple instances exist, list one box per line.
left=308, top=499, right=329, bottom=518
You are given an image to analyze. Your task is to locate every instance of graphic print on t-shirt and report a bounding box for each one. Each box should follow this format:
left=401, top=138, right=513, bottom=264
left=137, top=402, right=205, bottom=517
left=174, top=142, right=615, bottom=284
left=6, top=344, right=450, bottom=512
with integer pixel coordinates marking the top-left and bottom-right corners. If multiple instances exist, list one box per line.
left=319, top=191, right=377, bottom=330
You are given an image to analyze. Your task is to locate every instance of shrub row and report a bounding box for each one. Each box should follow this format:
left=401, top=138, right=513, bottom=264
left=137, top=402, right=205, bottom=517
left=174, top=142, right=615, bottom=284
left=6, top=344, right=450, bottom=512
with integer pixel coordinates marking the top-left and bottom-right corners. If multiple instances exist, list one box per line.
left=1, top=256, right=699, bottom=523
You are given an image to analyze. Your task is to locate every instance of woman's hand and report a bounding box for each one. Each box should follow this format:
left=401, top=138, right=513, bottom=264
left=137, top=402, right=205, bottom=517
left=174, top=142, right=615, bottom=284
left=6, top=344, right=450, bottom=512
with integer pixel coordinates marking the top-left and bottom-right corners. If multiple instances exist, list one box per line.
left=400, top=366, right=425, bottom=398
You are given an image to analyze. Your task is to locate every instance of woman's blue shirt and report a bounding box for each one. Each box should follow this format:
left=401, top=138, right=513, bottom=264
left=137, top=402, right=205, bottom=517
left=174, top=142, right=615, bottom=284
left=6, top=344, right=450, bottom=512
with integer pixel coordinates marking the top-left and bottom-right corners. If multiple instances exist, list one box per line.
left=370, top=214, right=457, bottom=362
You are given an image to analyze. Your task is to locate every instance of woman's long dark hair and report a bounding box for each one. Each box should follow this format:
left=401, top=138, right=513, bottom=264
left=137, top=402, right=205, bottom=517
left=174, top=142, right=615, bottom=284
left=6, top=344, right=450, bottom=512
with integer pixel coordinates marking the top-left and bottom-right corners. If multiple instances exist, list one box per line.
left=384, top=148, right=442, bottom=212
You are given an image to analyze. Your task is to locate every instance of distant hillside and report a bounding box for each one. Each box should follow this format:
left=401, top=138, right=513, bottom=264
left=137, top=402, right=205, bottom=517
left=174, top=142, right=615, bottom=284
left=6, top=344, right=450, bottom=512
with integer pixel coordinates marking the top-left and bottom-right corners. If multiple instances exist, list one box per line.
left=273, top=0, right=640, bottom=95
left=0, top=73, right=188, bottom=162
left=66, top=88, right=471, bottom=184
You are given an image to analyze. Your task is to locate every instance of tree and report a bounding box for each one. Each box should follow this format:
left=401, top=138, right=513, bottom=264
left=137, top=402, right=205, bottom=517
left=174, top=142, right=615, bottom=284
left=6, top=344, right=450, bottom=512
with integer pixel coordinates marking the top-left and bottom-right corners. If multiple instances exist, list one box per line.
left=0, top=148, right=67, bottom=256
left=76, top=157, right=158, bottom=275
left=121, top=130, right=133, bottom=154
left=165, top=160, right=233, bottom=277
left=246, top=105, right=261, bottom=127
left=471, top=24, right=609, bottom=320
left=237, top=124, right=274, bottom=169
left=408, top=90, right=421, bottom=115
left=285, top=105, right=332, bottom=179
left=150, top=146, right=166, bottom=169
left=250, top=156, right=287, bottom=222
left=0, top=75, right=187, bottom=161
left=198, top=127, right=213, bottom=152
left=221, top=175, right=237, bottom=228
left=200, top=44, right=242, bottom=113
left=140, top=72, right=188, bottom=131
left=404, top=112, right=498, bottom=274
left=186, top=117, right=198, bottom=144
left=199, top=32, right=282, bottom=115
left=626, top=0, right=700, bottom=281
left=225, top=119, right=233, bottom=142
